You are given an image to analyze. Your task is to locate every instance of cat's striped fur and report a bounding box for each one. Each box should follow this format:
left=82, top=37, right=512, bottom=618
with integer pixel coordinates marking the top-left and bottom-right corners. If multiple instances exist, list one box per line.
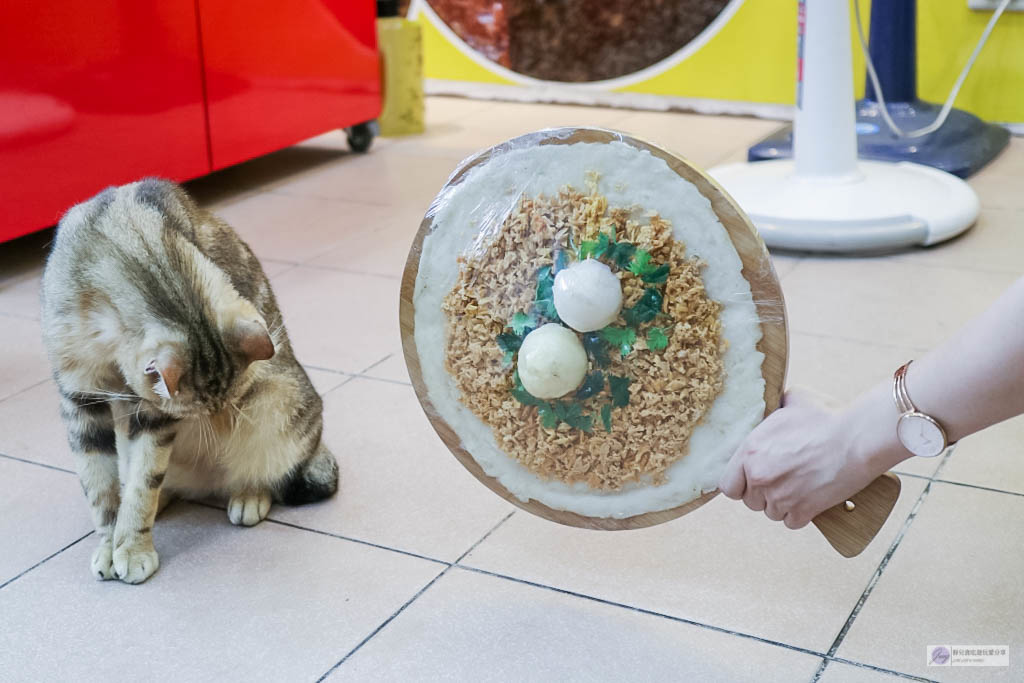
left=41, top=179, right=338, bottom=584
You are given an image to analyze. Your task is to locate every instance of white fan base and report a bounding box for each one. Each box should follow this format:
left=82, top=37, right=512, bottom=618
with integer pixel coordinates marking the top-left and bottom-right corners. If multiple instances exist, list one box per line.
left=709, top=159, right=979, bottom=253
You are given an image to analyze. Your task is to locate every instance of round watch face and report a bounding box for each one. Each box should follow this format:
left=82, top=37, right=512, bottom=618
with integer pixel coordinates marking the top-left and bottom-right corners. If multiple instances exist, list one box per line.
left=897, top=413, right=946, bottom=458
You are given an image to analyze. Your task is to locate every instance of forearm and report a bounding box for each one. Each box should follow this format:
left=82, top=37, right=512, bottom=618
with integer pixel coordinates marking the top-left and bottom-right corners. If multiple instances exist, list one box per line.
left=841, top=275, right=1024, bottom=474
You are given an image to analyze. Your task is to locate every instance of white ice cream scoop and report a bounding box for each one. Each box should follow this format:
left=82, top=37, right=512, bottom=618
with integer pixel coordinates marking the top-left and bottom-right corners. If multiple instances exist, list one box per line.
left=517, top=323, right=588, bottom=399
left=553, top=259, right=623, bottom=332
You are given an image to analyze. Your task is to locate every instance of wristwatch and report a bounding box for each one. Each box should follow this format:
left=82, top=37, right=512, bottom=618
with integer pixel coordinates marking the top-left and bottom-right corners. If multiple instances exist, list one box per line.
left=893, top=361, right=952, bottom=458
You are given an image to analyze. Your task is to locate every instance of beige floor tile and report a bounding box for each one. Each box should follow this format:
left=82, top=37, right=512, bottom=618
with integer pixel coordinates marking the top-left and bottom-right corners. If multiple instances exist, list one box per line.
left=783, top=258, right=1018, bottom=350
left=968, top=137, right=1024, bottom=211
left=388, top=101, right=636, bottom=162
left=818, top=661, right=911, bottom=682
left=423, top=95, right=495, bottom=125
left=614, top=110, right=785, bottom=169
left=938, top=415, right=1024, bottom=496
left=214, top=192, right=397, bottom=265
left=271, top=266, right=400, bottom=374
left=788, top=333, right=918, bottom=405
left=889, top=208, right=1024, bottom=274
left=0, top=503, right=443, bottom=682
left=462, top=101, right=635, bottom=134
left=0, top=229, right=50, bottom=287
left=0, top=458, right=91, bottom=586
left=361, top=354, right=410, bottom=384
left=771, top=252, right=803, bottom=279
left=269, top=151, right=460, bottom=211
left=268, top=378, right=513, bottom=561
left=0, top=316, right=51, bottom=403
left=304, top=367, right=352, bottom=396
left=0, top=380, right=68, bottom=471
left=786, top=333, right=941, bottom=478
left=186, top=145, right=355, bottom=205
left=461, top=478, right=927, bottom=652
left=0, top=273, right=40, bottom=320
left=836, top=483, right=1024, bottom=681
left=304, top=202, right=425, bottom=279
left=329, top=567, right=823, bottom=683
left=260, top=258, right=299, bottom=279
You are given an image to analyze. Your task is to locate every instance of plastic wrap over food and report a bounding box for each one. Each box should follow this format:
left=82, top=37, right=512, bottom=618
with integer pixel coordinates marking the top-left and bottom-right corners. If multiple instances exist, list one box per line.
left=408, top=127, right=787, bottom=520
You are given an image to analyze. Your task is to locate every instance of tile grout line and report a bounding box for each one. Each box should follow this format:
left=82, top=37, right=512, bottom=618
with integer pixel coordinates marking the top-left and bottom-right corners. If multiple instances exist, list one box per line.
left=264, top=517, right=449, bottom=567
left=0, top=451, right=76, bottom=475
left=0, top=309, right=39, bottom=322
left=457, top=563, right=829, bottom=658
left=263, top=186, right=401, bottom=211
left=314, top=568, right=449, bottom=683
left=0, top=376, right=51, bottom=406
left=928, top=477, right=1024, bottom=499
left=0, top=530, right=94, bottom=592
left=356, top=354, right=394, bottom=376
left=292, top=262, right=402, bottom=281
left=457, top=564, right=931, bottom=682
left=811, top=453, right=950, bottom=681
left=786, top=328, right=933, bottom=354
left=453, top=509, right=516, bottom=564
left=828, top=656, right=939, bottom=683
left=313, top=510, right=517, bottom=681
left=187, top=500, right=450, bottom=567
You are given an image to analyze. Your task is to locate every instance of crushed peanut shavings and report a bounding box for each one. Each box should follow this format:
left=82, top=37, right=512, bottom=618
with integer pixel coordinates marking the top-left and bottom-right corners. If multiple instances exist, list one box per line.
left=442, top=185, right=725, bottom=491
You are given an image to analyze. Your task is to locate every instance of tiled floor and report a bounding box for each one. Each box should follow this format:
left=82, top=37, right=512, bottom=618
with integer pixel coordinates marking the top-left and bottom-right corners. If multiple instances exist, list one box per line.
left=0, top=97, right=1022, bottom=682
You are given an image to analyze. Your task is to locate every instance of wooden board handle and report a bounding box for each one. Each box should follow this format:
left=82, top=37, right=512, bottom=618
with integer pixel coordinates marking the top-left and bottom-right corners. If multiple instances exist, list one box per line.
left=811, top=473, right=901, bottom=558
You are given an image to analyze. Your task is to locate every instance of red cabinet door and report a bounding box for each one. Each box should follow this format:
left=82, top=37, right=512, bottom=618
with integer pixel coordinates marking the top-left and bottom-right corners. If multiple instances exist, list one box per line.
left=0, top=2, right=209, bottom=242
left=198, top=0, right=381, bottom=171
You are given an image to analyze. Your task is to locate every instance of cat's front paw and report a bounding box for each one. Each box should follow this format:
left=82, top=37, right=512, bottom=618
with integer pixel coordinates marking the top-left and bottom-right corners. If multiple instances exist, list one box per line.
left=90, top=541, right=115, bottom=581
left=227, top=491, right=271, bottom=527
left=112, top=542, right=160, bottom=584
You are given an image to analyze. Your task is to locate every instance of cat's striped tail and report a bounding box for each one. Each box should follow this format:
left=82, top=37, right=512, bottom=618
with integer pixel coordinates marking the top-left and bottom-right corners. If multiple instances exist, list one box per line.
left=276, top=443, right=338, bottom=505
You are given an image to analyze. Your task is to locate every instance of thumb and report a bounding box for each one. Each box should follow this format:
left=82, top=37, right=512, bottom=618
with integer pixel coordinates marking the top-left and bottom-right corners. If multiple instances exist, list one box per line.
left=718, top=448, right=747, bottom=500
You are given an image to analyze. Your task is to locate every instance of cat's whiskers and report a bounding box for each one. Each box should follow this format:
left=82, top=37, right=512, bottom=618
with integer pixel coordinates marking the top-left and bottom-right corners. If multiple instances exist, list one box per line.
left=229, top=401, right=256, bottom=429
left=79, top=389, right=139, bottom=402
left=267, top=318, right=286, bottom=346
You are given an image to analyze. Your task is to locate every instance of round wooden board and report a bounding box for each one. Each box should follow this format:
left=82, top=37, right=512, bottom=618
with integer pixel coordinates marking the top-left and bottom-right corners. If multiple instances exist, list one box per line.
left=400, top=127, right=788, bottom=531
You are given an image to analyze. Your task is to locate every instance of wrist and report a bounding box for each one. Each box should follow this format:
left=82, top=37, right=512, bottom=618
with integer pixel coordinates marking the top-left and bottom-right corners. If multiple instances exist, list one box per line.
left=838, top=382, right=914, bottom=478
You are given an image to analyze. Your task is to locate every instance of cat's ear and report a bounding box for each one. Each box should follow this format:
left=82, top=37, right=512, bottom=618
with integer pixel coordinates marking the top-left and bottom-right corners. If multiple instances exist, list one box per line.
left=144, top=349, right=183, bottom=399
left=231, top=319, right=275, bottom=365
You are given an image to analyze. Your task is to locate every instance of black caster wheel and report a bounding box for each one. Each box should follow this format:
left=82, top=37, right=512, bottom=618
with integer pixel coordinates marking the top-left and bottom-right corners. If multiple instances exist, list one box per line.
left=345, top=120, right=378, bottom=153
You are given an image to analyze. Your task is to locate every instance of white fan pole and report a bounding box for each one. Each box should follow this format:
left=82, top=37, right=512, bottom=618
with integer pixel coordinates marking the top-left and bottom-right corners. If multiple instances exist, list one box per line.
left=709, top=0, right=978, bottom=253
left=794, top=0, right=857, bottom=180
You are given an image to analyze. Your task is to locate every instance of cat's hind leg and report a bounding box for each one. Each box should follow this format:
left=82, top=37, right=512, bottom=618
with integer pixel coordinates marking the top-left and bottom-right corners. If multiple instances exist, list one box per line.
left=60, top=392, right=120, bottom=580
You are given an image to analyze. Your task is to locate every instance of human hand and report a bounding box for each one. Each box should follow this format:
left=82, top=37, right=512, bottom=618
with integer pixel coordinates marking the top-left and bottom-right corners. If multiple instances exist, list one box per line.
left=718, top=389, right=882, bottom=529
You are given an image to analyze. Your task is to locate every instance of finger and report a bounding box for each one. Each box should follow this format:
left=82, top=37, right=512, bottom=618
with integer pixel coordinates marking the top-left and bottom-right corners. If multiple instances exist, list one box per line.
left=718, top=452, right=747, bottom=500
left=764, top=500, right=785, bottom=522
left=742, top=486, right=766, bottom=512
left=783, top=512, right=810, bottom=530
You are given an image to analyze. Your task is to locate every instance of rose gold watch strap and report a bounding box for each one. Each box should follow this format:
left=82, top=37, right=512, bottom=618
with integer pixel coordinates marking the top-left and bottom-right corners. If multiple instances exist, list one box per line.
left=893, top=361, right=914, bottom=414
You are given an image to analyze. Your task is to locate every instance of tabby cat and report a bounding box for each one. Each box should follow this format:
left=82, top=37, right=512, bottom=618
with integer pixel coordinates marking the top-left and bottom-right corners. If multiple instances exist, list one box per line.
left=41, top=179, right=338, bottom=584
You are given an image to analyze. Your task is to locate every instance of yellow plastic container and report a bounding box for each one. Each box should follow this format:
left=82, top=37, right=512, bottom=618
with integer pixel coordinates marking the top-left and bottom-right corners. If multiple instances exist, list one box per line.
left=377, top=16, right=425, bottom=136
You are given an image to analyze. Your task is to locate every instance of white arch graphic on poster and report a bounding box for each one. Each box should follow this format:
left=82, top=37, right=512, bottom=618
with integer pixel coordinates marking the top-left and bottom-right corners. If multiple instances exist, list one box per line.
left=408, top=0, right=746, bottom=90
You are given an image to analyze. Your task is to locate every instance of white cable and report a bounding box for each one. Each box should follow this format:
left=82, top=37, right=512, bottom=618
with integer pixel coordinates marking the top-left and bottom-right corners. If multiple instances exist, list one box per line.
left=854, top=0, right=1011, bottom=139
